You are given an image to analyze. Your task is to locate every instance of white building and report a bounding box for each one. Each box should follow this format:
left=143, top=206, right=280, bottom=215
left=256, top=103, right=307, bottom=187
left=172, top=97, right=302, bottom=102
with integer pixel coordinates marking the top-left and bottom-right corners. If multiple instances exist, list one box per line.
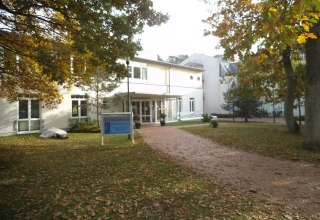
left=181, top=54, right=237, bottom=115
left=181, top=54, right=304, bottom=118
left=0, top=57, right=203, bottom=136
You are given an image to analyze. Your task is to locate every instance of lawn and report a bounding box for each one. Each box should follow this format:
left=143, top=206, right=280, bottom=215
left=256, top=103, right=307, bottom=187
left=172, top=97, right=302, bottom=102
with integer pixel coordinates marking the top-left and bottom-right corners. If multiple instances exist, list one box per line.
left=0, top=133, right=281, bottom=219
left=182, top=123, right=320, bottom=164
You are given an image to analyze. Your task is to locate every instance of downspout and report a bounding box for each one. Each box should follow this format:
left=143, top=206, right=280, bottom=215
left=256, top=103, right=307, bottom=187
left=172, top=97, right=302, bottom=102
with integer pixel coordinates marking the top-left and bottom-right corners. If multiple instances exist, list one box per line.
left=168, top=64, right=172, bottom=94
left=168, top=65, right=172, bottom=121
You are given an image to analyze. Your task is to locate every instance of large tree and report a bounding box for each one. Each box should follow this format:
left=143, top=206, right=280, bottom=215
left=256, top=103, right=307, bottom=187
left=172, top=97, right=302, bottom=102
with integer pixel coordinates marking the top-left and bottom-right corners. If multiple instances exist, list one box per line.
left=204, top=0, right=320, bottom=149
left=304, top=19, right=320, bottom=150
left=222, top=81, right=262, bottom=122
left=167, top=54, right=189, bottom=64
left=84, top=65, right=119, bottom=127
left=0, top=0, right=168, bottom=107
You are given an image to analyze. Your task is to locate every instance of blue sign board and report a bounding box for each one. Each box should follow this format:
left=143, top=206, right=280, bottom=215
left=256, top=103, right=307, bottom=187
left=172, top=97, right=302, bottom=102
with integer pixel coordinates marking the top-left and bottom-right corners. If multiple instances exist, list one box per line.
left=103, top=115, right=131, bottom=134
left=101, top=113, right=134, bottom=145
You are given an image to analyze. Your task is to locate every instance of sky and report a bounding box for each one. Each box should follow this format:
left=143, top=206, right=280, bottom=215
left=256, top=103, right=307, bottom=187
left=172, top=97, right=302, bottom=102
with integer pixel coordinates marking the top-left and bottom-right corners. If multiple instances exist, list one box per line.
left=137, top=0, right=223, bottom=60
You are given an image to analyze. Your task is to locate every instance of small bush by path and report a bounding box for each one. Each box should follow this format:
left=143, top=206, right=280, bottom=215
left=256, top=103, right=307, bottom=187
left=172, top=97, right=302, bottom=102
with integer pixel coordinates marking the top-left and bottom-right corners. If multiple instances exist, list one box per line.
left=69, top=122, right=100, bottom=133
left=182, top=123, right=320, bottom=164
left=0, top=133, right=281, bottom=219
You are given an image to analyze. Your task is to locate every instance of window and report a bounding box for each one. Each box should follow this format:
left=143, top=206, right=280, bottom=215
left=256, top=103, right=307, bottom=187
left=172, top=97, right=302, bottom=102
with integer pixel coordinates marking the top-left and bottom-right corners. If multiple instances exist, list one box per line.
left=31, top=100, right=40, bottom=118
left=19, top=100, right=28, bottom=119
left=72, top=100, right=79, bottom=117
left=80, top=100, right=87, bottom=116
left=190, top=76, right=193, bottom=80
left=128, top=66, right=132, bottom=78
left=129, top=66, right=147, bottom=80
left=189, top=98, right=195, bottom=112
left=71, top=95, right=88, bottom=124
left=134, top=67, right=141, bottom=79
left=18, top=99, right=41, bottom=132
left=142, top=67, right=147, bottom=80
left=197, top=76, right=201, bottom=81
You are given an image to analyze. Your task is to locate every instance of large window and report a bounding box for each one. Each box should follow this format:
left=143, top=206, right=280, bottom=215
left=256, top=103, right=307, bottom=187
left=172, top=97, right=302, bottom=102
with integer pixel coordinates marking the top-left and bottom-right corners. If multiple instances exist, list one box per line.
left=18, top=99, right=41, bottom=132
left=71, top=95, right=88, bottom=124
left=189, top=98, right=195, bottom=113
left=133, top=67, right=141, bottom=79
left=127, top=66, right=147, bottom=80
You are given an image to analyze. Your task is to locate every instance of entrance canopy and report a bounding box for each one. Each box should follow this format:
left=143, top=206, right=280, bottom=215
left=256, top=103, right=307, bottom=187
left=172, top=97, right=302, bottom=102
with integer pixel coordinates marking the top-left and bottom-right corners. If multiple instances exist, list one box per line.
left=128, top=92, right=182, bottom=100
left=117, top=92, right=182, bottom=123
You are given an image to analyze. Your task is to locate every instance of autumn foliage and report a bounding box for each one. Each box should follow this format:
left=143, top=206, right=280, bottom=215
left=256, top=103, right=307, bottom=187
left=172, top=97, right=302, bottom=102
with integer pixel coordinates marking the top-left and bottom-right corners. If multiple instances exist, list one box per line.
left=0, top=0, right=168, bottom=107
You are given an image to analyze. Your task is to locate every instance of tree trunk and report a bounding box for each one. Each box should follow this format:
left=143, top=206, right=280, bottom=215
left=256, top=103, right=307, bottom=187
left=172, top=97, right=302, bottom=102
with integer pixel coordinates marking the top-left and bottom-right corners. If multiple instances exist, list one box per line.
left=282, top=47, right=300, bottom=133
left=96, top=88, right=100, bottom=127
left=96, top=104, right=100, bottom=127
left=304, top=20, right=320, bottom=150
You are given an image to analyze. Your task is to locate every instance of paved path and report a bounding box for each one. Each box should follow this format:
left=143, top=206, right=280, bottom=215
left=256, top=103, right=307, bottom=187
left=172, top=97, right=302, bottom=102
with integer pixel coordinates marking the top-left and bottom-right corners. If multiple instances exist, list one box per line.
left=140, top=126, right=320, bottom=219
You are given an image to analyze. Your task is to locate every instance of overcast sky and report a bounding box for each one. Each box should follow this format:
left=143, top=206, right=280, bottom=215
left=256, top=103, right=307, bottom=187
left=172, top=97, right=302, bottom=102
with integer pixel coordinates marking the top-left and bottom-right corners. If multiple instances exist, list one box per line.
left=137, top=0, right=223, bottom=60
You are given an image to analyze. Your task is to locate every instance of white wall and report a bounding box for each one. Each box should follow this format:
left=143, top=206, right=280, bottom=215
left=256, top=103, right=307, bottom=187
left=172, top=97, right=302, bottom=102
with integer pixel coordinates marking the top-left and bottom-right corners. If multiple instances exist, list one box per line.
left=113, top=60, right=204, bottom=118
left=0, top=86, right=98, bottom=136
left=181, top=54, right=232, bottom=115
left=42, top=86, right=96, bottom=130
left=0, top=58, right=203, bottom=136
left=0, top=99, right=17, bottom=136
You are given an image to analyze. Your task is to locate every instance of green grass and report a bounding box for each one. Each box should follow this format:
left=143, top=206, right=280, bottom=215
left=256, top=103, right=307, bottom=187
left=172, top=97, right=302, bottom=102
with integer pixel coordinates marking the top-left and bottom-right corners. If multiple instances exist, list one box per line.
left=0, top=133, right=281, bottom=219
left=182, top=123, right=320, bottom=164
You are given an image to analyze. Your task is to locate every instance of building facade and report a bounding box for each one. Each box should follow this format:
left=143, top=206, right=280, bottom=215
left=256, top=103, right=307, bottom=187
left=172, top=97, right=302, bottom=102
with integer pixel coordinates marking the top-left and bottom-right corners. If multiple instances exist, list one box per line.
left=181, top=54, right=237, bottom=115
left=0, top=57, right=203, bottom=136
left=181, top=53, right=304, bottom=118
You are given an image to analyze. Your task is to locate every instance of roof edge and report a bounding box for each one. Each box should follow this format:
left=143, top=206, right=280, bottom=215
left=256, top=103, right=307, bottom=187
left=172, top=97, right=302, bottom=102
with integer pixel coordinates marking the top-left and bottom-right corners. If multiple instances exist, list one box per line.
left=132, top=57, right=203, bottom=72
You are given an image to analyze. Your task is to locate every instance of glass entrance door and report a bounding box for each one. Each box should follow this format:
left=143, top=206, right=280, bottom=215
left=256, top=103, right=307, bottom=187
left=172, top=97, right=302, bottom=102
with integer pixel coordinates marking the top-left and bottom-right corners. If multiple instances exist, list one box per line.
left=132, top=101, right=141, bottom=122
left=141, top=101, right=151, bottom=123
left=132, top=101, right=151, bottom=123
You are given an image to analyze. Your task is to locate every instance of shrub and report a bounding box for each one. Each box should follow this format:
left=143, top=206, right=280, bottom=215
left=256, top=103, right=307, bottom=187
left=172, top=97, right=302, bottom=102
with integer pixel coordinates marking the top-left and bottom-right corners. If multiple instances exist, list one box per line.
left=160, top=113, right=166, bottom=121
left=69, top=122, right=100, bottom=133
left=202, top=113, right=212, bottom=122
left=210, top=120, right=219, bottom=128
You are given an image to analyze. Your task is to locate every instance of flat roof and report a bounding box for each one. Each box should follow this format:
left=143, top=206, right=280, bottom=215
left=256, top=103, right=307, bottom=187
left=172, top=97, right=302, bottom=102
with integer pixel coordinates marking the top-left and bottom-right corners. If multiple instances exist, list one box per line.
left=132, top=57, right=203, bottom=72
left=118, top=92, right=182, bottom=99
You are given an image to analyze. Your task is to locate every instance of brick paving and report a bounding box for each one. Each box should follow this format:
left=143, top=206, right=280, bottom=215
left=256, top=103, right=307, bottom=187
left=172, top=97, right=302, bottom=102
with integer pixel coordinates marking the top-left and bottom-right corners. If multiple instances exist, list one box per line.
left=140, top=125, right=320, bottom=219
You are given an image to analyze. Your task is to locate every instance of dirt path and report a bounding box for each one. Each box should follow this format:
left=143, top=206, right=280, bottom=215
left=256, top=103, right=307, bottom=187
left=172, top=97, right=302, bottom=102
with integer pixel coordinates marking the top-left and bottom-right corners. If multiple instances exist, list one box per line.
left=140, top=126, right=320, bottom=219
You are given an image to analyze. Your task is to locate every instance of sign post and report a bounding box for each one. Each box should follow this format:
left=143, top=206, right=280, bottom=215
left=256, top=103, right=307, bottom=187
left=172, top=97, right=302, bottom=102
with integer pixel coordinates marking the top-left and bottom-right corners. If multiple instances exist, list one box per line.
left=101, top=112, right=134, bottom=146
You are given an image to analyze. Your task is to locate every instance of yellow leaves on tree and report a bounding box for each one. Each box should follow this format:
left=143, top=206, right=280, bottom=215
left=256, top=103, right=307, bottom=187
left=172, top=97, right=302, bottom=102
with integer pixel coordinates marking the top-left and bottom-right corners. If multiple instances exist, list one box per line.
left=268, top=7, right=277, bottom=13
left=296, top=12, right=320, bottom=44
left=0, top=0, right=168, bottom=107
left=297, top=33, right=318, bottom=44
left=0, top=50, right=63, bottom=108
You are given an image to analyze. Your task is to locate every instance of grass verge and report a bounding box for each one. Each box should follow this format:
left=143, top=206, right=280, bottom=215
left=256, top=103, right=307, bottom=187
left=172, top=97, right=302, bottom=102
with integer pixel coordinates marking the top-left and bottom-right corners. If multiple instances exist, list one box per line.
left=0, top=133, right=281, bottom=219
left=181, top=123, right=320, bottom=164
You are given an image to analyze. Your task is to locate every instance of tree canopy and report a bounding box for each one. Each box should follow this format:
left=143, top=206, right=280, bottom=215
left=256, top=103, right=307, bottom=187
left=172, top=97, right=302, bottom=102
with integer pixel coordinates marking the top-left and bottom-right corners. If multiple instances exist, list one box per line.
left=204, top=0, right=320, bottom=149
left=84, top=65, right=119, bottom=127
left=166, top=54, right=189, bottom=64
left=204, top=0, right=320, bottom=60
left=0, top=0, right=168, bottom=107
left=222, top=81, right=262, bottom=122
